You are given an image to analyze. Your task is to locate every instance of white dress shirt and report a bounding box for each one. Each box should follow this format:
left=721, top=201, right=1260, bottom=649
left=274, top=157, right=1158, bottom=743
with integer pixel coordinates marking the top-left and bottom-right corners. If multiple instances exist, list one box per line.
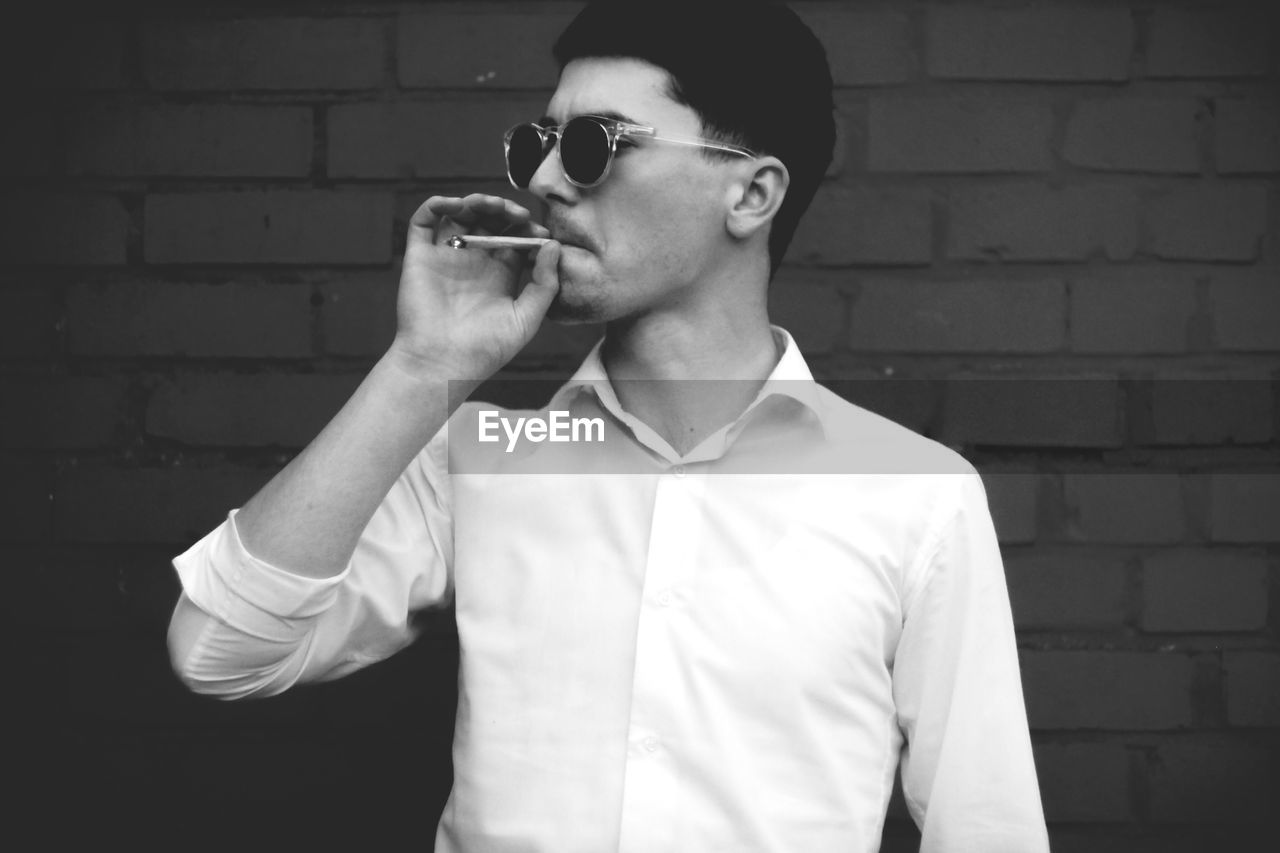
left=170, top=327, right=1049, bottom=853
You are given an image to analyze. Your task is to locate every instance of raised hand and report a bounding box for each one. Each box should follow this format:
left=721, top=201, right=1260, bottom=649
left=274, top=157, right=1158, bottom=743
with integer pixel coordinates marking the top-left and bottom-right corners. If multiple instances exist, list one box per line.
left=390, top=193, right=562, bottom=381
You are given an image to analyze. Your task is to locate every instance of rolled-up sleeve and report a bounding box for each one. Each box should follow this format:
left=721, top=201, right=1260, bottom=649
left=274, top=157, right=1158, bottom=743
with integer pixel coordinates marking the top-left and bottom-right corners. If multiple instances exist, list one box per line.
left=168, top=428, right=454, bottom=699
left=892, top=473, right=1050, bottom=852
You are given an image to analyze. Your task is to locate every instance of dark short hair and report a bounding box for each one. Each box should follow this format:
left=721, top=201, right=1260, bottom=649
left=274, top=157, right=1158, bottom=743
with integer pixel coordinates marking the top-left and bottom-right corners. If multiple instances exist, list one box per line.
left=553, top=0, right=835, bottom=276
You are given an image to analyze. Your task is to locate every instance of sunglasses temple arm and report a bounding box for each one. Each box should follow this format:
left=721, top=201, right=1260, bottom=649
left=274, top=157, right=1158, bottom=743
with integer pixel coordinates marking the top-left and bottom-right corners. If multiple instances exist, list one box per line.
left=644, top=133, right=756, bottom=158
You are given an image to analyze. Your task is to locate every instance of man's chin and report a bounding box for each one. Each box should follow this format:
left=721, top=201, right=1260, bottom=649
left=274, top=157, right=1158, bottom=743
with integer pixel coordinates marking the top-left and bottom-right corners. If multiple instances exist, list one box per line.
left=544, top=265, right=611, bottom=324
left=545, top=293, right=606, bottom=324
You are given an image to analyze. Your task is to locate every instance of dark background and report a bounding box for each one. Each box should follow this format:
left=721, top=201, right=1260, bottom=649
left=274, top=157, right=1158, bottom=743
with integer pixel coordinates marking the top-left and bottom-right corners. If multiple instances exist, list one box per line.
left=3, top=0, right=1278, bottom=849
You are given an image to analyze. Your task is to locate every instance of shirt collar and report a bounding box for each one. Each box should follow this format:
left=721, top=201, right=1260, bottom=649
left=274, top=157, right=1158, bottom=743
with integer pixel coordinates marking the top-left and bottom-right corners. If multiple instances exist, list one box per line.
left=547, top=325, right=829, bottom=439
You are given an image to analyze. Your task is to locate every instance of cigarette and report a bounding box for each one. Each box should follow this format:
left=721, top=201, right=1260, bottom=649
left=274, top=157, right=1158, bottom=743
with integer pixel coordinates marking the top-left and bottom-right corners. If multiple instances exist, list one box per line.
left=447, top=235, right=552, bottom=251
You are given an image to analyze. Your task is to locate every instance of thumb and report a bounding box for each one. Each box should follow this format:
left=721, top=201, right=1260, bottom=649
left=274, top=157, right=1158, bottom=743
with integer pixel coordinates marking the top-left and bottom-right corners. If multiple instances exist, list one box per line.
left=512, top=240, right=561, bottom=329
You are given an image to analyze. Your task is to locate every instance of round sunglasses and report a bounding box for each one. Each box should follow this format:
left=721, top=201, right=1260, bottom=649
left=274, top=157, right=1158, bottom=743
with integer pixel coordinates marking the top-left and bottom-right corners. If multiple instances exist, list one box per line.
left=504, top=114, right=758, bottom=190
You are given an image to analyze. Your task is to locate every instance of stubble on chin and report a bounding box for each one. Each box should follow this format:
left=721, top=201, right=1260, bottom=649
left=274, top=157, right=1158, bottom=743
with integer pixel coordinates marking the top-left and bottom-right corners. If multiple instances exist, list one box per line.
left=545, top=290, right=607, bottom=324
left=543, top=264, right=612, bottom=324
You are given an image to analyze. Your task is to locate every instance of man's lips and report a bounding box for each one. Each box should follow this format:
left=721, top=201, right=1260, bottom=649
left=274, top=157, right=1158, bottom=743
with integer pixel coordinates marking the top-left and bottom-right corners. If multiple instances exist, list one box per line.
left=547, top=222, right=593, bottom=251
left=553, top=235, right=589, bottom=250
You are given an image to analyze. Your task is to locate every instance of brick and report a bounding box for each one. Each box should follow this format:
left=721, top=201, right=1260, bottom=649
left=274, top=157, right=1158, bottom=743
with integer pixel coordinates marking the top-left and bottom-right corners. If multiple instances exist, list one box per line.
left=1061, top=474, right=1186, bottom=545
left=1215, top=99, right=1280, bottom=174
left=54, top=465, right=278, bottom=544
left=766, top=273, right=846, bottom=354
left=1142, top=550, right=1269, bottom=632
left=319, top=274, right=397, bottom=357
left=144, top=192, right=392, bottom=265
left=0, top=376, right=130, bottom=448
left=849, top=279, right=1065, bottom=353
left=61, top=632, right=199, bottom=728
left=1143, top=185, right=1268, bottom=261
left=826, top=107, right=851, bottom=178
left=66, top=103, right=313, bottom=178
left=949, top=184, right=1138, bottom=262
left=1064, top=100, right=1202, bottom=174
left=944, top=375, right=1123, bottom=448
left=1225, top=652, right=1280, bottom=727
left=927, top=6, right=1131, bottom=81
left=1069, top=272, right=1199, bottom=354
left=979, top=472, right=1039, bottom=545
left=1146, top=10, right=1272, bottom=79
left=1209, top=474, right=1280, bottom=543
left=67, top=280, right=313, bottom=359
left=0, top=100, right=56, bottom=177
left=1022, top=651, right=1195, bottom=730
left=1033, top=742, right=1131, bottom=822
left=1211, top=274, right=1280, bottom=351
left=7, top=15, right=125, bottom=90
left=1005, top=552, right=1129, bottom=630
left=146, top=374, right=362, bottom=447
left=0, top=288, right=59, bottom=358
left=6, top=545, right=176, bottom=631
left=0, top=193, right=128, bottom=266
left=788, top=186, right=932, bottom=266
left=328, top=99, right=542, bottom=179
left=0, top=463, right=53, bottom=542
left=397, top=11, right=571, bottom=89
left=868, top=99, right=1053, bottom=173
left=175, top=736, right=368, bottom=803
left=141, top=17, right=386, bottom=91
left=1047, top=833, right=1219, bottom=853
left=1147, top=377, right=1273, bottom=446
left=849, top=277, right=1059, bottom=353
left=1148, top=736, right=1277, bottom=822
left=70, top=21, right=127, bottom=89
left=800, top=9, right=915, bottom=86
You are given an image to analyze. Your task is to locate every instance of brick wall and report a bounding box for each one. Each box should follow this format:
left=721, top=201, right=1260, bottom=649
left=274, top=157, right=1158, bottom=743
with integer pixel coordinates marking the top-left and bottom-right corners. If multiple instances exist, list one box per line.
left=4, top=1, right=1276, bottom=848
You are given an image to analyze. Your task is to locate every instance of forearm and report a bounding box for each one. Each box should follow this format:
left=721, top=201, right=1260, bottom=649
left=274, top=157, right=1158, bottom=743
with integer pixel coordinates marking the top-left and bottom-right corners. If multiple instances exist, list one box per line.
left=235, top=349, right=477, bottom=579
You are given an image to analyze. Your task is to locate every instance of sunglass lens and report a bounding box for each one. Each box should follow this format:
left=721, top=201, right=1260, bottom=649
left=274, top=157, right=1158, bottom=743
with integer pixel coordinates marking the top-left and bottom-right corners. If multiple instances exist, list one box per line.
left=560, top=118, right=611, bottom=186
left=506, top=124, right=548, bottom=188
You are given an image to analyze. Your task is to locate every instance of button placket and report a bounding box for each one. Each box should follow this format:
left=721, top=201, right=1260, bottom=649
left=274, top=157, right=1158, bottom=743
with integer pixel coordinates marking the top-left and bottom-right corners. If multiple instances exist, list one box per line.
left=617, top=471, right=705, bottom=851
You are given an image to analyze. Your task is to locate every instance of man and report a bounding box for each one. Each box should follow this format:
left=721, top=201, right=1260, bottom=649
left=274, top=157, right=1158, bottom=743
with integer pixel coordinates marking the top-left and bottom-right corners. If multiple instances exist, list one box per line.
left=167, top=1, right=1050, bottom=850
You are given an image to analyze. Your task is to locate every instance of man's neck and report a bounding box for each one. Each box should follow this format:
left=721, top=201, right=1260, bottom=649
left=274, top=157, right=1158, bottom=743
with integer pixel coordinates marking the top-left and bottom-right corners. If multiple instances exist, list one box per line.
left=600, top=308, right=782, bottom=457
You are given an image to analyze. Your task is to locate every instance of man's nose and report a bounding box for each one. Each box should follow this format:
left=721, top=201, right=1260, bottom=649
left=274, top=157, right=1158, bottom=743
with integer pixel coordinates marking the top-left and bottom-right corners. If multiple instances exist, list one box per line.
left=527, top=141, right=578, bottom=204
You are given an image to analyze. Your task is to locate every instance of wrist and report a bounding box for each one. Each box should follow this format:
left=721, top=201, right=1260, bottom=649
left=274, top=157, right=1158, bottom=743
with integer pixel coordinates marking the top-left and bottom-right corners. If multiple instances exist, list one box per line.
left=379, top=342, right=484, bottom=405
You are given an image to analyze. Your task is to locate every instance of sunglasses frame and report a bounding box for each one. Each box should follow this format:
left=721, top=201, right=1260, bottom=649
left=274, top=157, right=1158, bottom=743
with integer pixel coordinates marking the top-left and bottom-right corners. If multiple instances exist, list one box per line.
left=503, top=114, right=759, bottom=190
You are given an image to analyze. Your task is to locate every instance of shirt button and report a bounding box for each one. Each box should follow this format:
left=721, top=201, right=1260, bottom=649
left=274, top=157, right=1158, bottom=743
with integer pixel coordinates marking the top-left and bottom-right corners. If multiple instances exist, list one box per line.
left=642, top=736, right=660, bottom=753
left=672, top=465, right=686, bottom=478
left=657, top=589, right=674, bottom=606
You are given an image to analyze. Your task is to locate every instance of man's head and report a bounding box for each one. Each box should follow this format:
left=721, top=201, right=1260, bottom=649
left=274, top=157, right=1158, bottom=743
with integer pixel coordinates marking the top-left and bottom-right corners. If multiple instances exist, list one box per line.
left=527, top=0, right=834, bottom=323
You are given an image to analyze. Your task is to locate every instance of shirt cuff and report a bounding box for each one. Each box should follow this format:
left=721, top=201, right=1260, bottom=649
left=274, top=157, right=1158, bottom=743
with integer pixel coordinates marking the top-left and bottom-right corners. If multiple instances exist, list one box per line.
left=172, top=508, right=352, bottom=639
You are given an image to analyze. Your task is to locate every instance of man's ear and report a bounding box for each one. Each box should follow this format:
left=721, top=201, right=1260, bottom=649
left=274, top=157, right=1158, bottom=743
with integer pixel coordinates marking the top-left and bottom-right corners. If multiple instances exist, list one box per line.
left=726, top=156, right=789, bottom=240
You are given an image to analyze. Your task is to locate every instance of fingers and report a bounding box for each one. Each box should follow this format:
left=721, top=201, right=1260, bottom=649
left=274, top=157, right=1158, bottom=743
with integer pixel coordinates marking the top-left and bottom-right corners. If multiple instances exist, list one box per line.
left=412, top=193, right=535, bottom=236
left=512, top=241, right=561, bottom=328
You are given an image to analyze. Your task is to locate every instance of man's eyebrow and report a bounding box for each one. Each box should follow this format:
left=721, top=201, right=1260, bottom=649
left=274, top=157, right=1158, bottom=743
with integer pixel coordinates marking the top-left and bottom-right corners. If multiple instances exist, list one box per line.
left=539, top=110, right=643, bottom=127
